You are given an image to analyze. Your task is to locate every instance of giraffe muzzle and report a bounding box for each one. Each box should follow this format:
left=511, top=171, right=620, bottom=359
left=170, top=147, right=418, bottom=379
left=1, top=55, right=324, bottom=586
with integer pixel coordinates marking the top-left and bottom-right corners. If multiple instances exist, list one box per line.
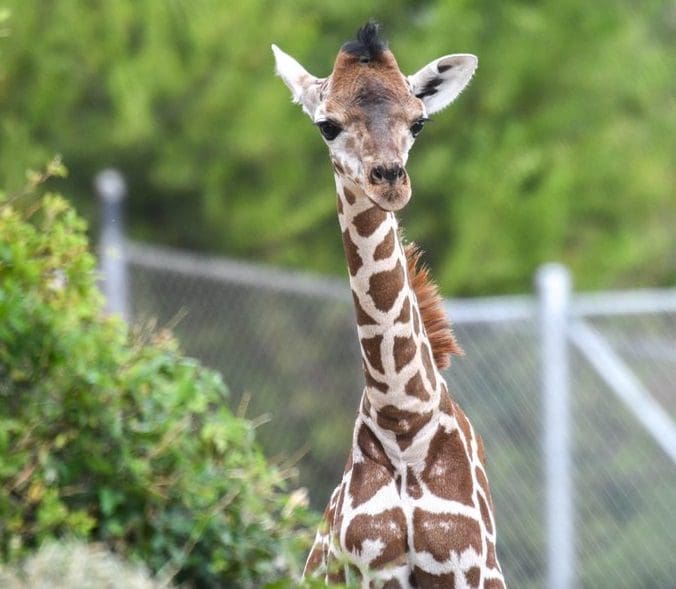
left=366, top=164, right=411, bottom=211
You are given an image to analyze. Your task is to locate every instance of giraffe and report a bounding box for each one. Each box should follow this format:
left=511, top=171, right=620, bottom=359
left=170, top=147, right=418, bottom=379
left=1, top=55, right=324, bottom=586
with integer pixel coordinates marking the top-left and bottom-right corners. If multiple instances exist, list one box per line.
left=273, top=23, right=505, bottom=588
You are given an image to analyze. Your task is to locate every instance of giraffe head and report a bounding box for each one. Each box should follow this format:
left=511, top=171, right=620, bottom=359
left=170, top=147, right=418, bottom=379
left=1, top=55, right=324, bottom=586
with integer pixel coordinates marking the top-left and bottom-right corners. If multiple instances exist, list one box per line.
left=273, top=22, right=477, bottom=211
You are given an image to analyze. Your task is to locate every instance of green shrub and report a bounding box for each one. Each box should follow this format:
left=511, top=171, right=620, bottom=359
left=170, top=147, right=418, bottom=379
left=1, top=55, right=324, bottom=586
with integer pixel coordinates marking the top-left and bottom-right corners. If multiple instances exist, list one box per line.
left=0, top=541, right=172, bottom=589
left=0, top=168, right=317, bottom=587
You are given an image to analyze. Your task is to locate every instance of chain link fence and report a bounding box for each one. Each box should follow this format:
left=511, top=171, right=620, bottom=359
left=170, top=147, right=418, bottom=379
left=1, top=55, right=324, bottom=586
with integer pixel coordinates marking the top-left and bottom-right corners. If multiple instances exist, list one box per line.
left=95, top=173, right=675, bottom=588
left=105, top=238, right=676, bottom=589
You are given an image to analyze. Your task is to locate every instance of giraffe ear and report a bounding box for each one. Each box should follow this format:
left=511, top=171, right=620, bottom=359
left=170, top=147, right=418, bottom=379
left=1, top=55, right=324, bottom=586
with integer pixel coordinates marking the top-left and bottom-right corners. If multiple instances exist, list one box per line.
left=408, top=54, right=478, bottom=115
left=272, top=44, right=325, bottom=117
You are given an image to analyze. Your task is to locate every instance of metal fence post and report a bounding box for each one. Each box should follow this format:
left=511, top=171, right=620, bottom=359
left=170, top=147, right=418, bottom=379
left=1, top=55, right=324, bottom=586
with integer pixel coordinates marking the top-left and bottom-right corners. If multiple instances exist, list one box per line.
left=536, top=263, right=575, bottom=589
left=96, top=169, right=128, bottom=321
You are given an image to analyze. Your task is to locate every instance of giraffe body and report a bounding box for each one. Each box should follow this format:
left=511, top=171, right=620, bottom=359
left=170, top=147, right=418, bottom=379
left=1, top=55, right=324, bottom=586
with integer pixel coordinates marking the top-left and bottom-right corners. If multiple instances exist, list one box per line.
left=273, top=23, right=505, bottom=588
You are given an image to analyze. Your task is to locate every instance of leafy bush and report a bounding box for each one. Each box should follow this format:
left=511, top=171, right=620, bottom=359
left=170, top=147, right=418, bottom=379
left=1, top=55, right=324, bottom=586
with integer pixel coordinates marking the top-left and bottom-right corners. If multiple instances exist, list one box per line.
left=0, top=168, right=317, bottom=587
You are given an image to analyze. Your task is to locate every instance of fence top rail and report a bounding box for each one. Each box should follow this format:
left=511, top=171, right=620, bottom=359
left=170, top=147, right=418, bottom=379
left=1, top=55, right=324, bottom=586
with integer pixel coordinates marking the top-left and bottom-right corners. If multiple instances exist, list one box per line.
left=573, top=289, right=676, bottom=317
left=125, top=240, right=676, bottom=323
left=447, top=289, right=676, bottom=324
left=446, top=296, right=535, bottom=324
left=125, top=241, right=351, bottom=302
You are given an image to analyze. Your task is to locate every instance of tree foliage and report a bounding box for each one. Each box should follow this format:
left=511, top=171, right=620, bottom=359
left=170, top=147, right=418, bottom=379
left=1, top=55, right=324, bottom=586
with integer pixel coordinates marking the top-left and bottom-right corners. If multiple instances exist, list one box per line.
left=0, top=0, right=673, bottom=295
left=0, top=169, right=316, bottom=587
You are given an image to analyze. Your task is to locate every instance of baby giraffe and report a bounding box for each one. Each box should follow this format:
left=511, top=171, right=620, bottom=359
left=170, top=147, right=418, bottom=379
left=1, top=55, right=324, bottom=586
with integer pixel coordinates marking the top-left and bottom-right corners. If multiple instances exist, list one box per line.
left=273, top=23, right=505, bottom=588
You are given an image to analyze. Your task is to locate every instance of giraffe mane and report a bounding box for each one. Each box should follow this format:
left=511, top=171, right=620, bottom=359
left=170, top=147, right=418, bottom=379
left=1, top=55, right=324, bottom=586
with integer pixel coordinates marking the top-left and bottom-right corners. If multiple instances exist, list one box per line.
left=341, top=21, right=388, bottom=62
left=404, top=242, right=463, bottom=370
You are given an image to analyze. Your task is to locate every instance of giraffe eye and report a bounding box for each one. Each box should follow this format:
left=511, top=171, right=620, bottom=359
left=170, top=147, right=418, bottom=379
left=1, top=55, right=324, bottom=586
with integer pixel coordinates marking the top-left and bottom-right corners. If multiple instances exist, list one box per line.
left=410, top=118, right=428, bottom=137
left=317, top=120, right=342, bottom=141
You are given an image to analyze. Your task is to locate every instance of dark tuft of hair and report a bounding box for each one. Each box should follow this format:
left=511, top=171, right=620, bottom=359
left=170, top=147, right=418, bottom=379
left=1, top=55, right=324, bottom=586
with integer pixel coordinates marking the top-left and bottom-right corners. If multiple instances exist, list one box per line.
left=342, top=21, right=388, bottom=62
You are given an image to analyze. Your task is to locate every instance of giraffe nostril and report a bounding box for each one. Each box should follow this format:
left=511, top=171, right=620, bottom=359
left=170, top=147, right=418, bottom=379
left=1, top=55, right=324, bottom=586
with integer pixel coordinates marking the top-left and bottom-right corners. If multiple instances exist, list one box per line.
left=370, top=166, right=386, bottom=184
left=384, top=165, right=404, bottom=184
left=370, top=165, right=406, bottom=185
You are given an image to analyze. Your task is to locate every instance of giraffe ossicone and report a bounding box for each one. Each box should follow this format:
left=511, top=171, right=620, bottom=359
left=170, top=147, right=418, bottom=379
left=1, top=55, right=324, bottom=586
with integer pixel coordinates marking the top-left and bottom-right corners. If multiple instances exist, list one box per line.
left=273, top=22, right=505, bottom=588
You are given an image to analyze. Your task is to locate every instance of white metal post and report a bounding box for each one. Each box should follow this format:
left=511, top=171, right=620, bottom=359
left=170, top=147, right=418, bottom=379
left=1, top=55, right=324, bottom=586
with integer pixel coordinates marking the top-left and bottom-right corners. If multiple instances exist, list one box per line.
left=537, top=263, right=575, bottom=589
left=96, top=169, right=128, bottom=321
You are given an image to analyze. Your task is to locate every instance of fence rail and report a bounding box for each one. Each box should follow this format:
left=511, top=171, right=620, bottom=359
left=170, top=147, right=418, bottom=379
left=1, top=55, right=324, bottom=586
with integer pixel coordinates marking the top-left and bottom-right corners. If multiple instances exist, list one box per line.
left=97, top=171, right=676, bottom=589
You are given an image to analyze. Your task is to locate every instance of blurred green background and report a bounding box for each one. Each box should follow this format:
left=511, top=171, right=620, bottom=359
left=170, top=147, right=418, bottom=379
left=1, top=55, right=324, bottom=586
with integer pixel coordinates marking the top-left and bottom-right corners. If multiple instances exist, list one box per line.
left=2, top=2, right=676, bottom=587
left=1, top=0, right=674, bottom=296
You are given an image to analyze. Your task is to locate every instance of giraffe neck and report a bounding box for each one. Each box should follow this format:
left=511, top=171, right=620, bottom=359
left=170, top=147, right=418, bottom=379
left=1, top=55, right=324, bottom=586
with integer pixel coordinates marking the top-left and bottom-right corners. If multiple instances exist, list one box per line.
left=336, top=176, right=447, bottom=454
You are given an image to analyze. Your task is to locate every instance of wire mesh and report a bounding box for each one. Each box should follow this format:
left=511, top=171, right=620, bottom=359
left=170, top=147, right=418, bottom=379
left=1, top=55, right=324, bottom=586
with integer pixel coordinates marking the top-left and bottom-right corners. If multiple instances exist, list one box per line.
left=124, top=242, right=675, bottom=588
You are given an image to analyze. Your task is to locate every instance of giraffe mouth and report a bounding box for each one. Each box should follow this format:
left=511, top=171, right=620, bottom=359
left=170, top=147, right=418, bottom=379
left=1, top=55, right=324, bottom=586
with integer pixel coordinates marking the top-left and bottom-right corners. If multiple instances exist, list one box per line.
left=365, top=185, right=412, bottom=212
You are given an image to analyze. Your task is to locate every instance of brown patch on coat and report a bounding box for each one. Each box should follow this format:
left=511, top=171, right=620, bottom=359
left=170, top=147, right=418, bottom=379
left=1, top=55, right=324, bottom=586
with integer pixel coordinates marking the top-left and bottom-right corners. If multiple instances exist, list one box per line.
left=404, top=243, right=463, bottom=369
left=364, top=362, right=388, bottom=393
left=478, top=493, right=494, bottom=535
left=353, top=205, right=387, bottom=237
left=422, top=426, right=474, bottom=505
left=465, top=567, right=481, bottom=588
left=420, top=342, right=437, bottom=390
left=368, top=259, right=404, bottom=312
left=305, top=493, right=337, bottom=575
left=477, top=432, right=487, bottom=465
left=342, top=229, right=362, bottom=275
left=413, top=508, right=483, bottom=561
left=486, top=541, right=498, bottom=568
left=439, top=387, right=455, bottom=416
left=485, top=579, right=506, bottom=589
left=361, top=334, right=384, bottom=372
left=333, top=485, right=346, bottom=536
left=395, top=296, right=411, bottom=323
left=396, top=435, right=415, bottom=452
left=381, top=580, right=403, bottom=589
left=405, top=371, right=431, bottom=402
left=344, top=508, right=407, bottom=568
left=344, top=187, right=356, bottom=204
left=452, top=401, right=473, bottom=450
left=376, top=405, right=433, bottom=439
left=412, top=567, right=455, bottom=588
left=358, top=422, right=393, bottom=467
left=304, top=543, right=325, bottom=575
left=319, top=496, right=333, bottom=534
left=374, top=228, right=396, bottom=260
left=406, top=466, right=423, bottom=499
left=393, top=334, right=417, bottom=372
left=475, top=467, right=493, bottom=509
left=349, top=425, right=394, bottom=507
left=353, top=291, right=377, bottom=325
